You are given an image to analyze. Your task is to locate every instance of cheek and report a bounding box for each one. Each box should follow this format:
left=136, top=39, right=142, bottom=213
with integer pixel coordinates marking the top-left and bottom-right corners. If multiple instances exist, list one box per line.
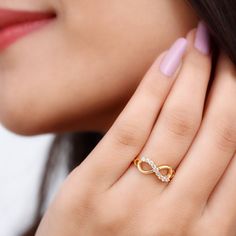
left=0, top=0, right=198, bottom=135
left=0, top=4, right=157, bottom=135
left=0, top=22, right=141, bottom=135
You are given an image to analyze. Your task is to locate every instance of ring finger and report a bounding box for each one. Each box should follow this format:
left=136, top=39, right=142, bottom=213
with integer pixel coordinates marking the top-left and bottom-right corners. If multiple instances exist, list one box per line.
left=116, top=22, right=212, bottom=197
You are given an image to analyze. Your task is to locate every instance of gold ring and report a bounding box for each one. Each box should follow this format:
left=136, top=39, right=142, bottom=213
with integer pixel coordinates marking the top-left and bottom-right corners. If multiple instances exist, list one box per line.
left=134, top=156, right=175, bottom=183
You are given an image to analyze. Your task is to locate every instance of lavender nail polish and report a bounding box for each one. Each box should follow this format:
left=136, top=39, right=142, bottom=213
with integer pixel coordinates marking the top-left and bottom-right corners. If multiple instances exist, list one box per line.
left=194, top=21, right=211, bottom=55
left=159, top=38, right=188, bottom=77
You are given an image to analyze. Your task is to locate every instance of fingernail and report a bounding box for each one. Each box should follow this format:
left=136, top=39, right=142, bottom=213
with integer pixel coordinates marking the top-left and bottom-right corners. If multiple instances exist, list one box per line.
left=194, top=21, right=211, bottom=55
left=159, top=38, right=188, bottom=77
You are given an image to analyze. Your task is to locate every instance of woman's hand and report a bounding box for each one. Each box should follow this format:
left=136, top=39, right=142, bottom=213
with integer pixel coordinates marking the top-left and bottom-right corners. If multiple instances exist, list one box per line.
left=36, top=22, right=236, bottom=236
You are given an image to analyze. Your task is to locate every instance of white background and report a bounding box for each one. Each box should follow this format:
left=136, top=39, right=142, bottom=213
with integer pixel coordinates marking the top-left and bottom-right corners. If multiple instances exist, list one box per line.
left=0, top=124, right=54, bottom=236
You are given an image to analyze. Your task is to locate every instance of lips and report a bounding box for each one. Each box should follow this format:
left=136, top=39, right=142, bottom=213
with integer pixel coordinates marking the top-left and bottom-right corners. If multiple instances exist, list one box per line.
left=0, top=8, right=56, bottom=50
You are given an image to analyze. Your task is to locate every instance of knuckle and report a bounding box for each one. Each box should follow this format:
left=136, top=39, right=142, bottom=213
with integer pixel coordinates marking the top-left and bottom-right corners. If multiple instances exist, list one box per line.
left=213, top=118, right=236, bottom=152
left=53, top=185, right=96, bottom=219
left=163, top=106, right=200, bottom=137
left=146, top=219, right=190, bottom=236
left=154, top=225, right=183, bottom=236
left=112, top=121, right=144, bottom=149
left=142, top=78, right=167, bottom=102
left=96, top=203, right=127, bottom=232
left=186, top=50, right=211, bottom=72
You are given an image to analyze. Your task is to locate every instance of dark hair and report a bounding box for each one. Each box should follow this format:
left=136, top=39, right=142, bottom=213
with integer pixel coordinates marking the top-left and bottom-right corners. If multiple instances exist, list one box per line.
left=21, top=1, right=236, bottom=235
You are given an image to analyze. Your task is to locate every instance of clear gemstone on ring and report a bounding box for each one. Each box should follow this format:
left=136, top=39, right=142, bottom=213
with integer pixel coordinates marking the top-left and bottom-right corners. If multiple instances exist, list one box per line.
left=140, top=156, right=171, bottom=182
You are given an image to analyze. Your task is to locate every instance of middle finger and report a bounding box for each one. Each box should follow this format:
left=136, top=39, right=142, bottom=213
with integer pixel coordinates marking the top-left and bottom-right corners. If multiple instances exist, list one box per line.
left=169, top=50, right=236, bottom=210
left=115, top=22, right=212, bottom=198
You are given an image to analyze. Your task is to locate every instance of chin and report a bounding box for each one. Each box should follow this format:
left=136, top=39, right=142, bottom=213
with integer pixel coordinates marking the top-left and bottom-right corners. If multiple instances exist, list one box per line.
left=0, top=104, right=56, bottom=136
left=0, top=93, right=115, bottom=136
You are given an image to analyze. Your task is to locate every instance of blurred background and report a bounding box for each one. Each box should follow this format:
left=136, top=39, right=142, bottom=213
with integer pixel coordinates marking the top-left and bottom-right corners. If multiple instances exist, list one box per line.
left=0, top=124, right=54, bottom=236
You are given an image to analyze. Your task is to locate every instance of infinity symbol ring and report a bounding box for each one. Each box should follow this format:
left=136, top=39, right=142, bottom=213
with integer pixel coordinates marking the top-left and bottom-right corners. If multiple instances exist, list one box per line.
left=134, top=156, right=175, bottom=183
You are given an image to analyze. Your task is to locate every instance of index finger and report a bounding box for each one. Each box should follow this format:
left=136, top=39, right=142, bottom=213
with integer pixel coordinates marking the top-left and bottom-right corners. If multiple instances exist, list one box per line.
left=74, top=37, right=188, bottom=190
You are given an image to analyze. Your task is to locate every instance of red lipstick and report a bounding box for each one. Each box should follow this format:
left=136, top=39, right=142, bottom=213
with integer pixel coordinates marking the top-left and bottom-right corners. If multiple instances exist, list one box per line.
left=0, top=8, right=56, bottom=50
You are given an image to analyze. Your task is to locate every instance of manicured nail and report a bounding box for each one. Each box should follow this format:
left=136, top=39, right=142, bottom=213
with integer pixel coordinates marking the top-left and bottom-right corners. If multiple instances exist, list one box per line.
left=194, top=21, right=211, bottom=55
left=159, top=38, right=188, bottom=77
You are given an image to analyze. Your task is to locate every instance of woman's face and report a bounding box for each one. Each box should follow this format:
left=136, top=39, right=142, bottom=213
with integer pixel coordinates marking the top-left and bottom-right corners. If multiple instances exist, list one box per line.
left=0, top=0, right=198, bottom=135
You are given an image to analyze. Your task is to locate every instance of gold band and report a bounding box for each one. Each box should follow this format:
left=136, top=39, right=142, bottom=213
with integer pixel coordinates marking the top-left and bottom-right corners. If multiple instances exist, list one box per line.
left=134, top=156, right=175, bottom=183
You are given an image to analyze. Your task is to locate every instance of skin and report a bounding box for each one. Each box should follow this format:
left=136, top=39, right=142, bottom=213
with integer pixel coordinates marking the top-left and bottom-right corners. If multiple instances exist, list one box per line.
left=1, top=1, right=236, bottom=235
left=0, top=0, right=198, bottom=135
left=36, top=30, right=236, bottom=235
